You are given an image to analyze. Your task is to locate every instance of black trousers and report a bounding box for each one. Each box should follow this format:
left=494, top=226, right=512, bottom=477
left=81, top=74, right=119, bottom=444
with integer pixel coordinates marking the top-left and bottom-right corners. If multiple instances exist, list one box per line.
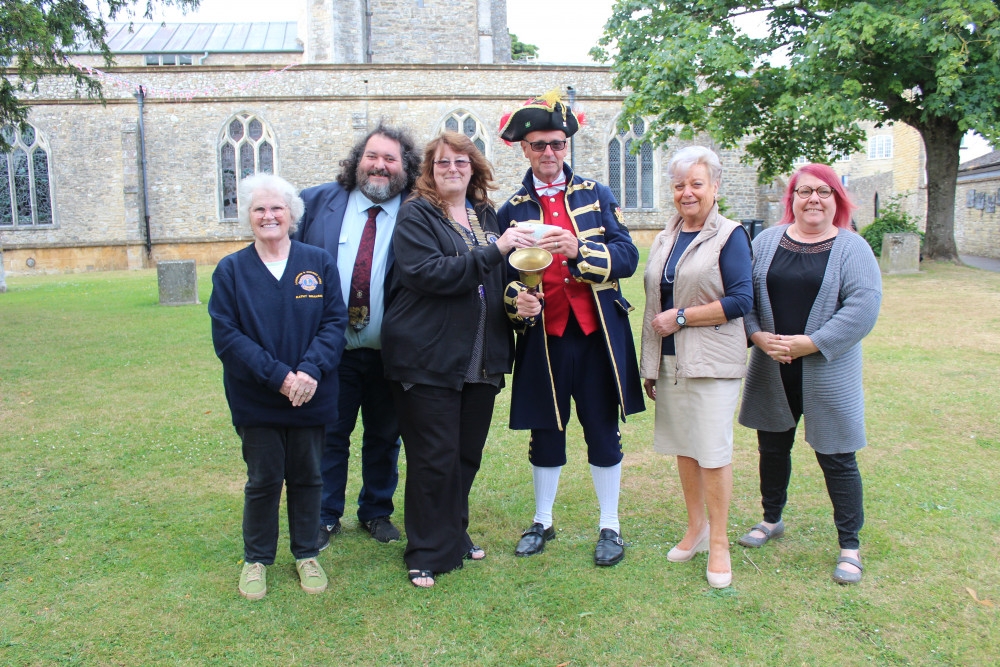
left=756, top=363, right=864, bottom=549
left=392, top=382, right=498, bottom=574
left=238, top=425, right=324, bottom=564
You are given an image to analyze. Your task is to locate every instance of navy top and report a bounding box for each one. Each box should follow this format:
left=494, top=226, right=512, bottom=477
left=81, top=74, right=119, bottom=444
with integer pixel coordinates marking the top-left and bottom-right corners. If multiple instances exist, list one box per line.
left=660, top=230, right=753, bottom=355
left=209, top=240, right=348, bottom=428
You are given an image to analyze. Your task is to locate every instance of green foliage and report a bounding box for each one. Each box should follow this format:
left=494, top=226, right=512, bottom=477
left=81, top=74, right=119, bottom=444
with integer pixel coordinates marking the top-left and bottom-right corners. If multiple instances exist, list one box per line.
left=509, top=31, right=539, bottom=60
left=861, top=196, right=924, bottom=256
left=593, top=0, right=1000, bottom=260
left=0, top=0, right=200, bottom=151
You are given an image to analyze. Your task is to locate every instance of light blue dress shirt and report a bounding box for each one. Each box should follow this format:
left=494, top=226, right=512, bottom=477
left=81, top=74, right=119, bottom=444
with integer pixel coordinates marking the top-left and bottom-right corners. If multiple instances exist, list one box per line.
left=338, top=189, right=401, bottom=350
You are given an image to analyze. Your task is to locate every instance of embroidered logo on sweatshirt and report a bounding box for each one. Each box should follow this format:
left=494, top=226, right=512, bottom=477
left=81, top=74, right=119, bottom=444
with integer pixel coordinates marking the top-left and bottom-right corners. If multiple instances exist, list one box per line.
left=295, top=271, right=322, bottom=293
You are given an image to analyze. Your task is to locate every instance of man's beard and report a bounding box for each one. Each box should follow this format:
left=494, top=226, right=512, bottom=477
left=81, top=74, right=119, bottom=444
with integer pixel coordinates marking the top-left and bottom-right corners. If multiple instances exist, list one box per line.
left=358, top=167, right=406, bottom=203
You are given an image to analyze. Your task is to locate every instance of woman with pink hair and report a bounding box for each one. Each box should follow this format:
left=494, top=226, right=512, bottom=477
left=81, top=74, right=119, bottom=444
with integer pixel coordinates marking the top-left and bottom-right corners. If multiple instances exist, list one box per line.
left=737, top=163, right=882, bottom=584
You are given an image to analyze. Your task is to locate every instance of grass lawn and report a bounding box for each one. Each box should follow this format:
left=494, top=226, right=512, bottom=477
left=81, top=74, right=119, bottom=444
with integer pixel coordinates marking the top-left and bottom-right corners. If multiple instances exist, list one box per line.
left=1, top=257, right=998, bottom=665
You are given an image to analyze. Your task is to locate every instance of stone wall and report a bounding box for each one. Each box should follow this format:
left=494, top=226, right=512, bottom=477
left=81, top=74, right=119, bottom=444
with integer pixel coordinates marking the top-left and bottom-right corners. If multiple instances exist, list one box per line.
left=955, top=174, right=1000, bottom=258
left=4, top=64, right=769, bottom=274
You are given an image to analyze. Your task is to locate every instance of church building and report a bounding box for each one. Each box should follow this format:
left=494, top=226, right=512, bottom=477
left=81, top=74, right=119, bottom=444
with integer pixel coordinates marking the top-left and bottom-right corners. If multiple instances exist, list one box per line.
left=2, top=0, right=777, bottom=274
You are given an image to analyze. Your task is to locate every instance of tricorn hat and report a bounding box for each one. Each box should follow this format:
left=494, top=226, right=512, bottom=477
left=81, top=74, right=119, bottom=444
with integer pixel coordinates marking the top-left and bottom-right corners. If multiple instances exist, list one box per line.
left=499, top=90, right=583, bottom=143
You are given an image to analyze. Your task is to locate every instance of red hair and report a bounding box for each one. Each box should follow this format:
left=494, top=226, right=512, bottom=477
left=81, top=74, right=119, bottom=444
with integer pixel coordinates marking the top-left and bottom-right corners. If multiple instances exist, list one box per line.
left=780, top=163, right=857, bottom=230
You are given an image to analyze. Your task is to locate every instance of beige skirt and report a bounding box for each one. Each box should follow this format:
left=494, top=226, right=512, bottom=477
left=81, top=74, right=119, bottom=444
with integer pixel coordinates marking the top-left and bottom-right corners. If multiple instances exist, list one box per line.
left=653, top=355, right=741, bottom=468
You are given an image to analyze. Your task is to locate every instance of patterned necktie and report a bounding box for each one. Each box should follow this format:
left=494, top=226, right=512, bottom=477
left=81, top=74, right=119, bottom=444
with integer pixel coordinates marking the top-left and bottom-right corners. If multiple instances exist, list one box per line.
left=348, top=205, right=381, bottom=331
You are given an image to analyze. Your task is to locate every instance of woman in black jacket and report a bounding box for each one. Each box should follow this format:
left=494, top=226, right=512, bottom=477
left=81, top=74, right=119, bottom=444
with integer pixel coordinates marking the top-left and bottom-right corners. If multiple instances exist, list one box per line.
left=382, top=131, right=535, bottom=587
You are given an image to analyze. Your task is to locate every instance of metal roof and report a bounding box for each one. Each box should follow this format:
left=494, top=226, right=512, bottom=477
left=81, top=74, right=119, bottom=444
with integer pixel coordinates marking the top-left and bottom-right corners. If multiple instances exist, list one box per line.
left=76, top=22, right=302, bottom=54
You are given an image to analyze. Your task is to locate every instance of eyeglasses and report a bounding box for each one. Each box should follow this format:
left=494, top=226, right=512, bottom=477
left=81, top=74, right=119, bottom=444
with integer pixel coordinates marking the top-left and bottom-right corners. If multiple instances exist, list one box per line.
left=794, top=186, right=834, bottom=199
left=251, top=205, right=287, bottom=216
left=527, top=140, right=568, bottom=152
left=433, top=158, right=472, bottom=170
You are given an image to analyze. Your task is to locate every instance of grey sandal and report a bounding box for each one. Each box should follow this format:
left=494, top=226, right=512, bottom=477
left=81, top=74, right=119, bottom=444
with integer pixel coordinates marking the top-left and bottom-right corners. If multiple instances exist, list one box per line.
left=832, top=556, right=863, bottom=584
left=737, top=520, right=785, bottom=548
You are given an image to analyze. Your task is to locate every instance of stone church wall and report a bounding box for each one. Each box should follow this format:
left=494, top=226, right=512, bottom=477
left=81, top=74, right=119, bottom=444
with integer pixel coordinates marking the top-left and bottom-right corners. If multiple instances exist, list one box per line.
left=4, top=64, right=766, bottom=274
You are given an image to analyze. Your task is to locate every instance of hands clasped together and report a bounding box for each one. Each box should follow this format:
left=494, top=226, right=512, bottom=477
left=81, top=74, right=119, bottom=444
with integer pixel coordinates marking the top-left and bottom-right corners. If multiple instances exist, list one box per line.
left=750, top=331, right=819, bottom=364
left=280, top=370, right=318, bottom=407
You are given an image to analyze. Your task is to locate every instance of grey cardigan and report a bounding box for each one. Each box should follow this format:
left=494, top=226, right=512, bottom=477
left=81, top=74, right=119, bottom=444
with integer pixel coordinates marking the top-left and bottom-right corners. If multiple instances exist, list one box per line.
left=738, top=225, right=882, bottom=453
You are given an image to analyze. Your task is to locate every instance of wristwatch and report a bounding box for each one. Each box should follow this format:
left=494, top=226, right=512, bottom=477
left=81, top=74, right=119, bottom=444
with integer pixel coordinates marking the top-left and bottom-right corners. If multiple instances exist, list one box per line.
left=676, top=308, right=687, bottom=327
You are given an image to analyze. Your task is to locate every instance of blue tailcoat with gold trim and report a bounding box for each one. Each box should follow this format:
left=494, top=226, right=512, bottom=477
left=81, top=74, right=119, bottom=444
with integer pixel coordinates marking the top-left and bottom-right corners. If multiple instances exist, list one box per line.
left=498, top=166, right=645, bottom=430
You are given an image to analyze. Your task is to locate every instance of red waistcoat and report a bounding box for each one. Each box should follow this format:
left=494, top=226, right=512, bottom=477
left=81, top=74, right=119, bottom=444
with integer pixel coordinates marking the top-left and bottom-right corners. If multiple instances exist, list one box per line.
left=538, top=191, right=600, bottom=336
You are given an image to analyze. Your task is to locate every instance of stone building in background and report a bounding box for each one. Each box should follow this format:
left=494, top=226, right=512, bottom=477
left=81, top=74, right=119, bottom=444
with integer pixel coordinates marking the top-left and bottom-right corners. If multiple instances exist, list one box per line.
left=2, top=0, right=878, bottom=275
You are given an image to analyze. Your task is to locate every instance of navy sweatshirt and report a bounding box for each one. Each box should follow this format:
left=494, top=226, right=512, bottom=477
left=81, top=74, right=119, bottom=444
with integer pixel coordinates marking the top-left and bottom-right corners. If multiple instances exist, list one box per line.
left=209, top=240, right=347, bottom=428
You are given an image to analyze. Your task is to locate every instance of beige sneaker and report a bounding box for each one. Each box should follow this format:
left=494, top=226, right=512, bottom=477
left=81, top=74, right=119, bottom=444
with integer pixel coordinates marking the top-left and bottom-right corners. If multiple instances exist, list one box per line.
left=239, top=562, right=267, bottom=600
left=295, top=558, right=328, bottom=594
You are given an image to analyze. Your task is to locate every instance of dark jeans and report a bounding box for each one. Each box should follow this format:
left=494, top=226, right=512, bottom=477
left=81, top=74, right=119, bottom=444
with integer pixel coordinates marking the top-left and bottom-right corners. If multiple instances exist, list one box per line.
left=392, top=381, right=497, bottom=574
left=238, top=425, right=324, bottom=563
left=756, top=364, right=864, bottom=549
left=320, top=348, right=400, bottom=525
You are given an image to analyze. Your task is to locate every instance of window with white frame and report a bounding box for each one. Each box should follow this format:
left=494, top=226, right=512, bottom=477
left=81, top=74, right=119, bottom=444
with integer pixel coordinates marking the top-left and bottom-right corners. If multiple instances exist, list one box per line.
left=608, top=117, right=654, bottom=209
left=218, top=113, right=277, bottom=220
left=440, top=110, right=488, bottom=156
left=1, top=123, right=54, bottom=228
left=144, top=54, right=193, bottom=66
left=867, top=135, right=893, bottom=160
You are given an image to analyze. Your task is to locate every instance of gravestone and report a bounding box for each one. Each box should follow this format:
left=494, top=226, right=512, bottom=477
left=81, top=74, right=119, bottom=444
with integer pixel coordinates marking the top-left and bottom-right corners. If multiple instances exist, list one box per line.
left=879, top=233, right=920, bottom=274
left=157, top=259, right=199, bottom=305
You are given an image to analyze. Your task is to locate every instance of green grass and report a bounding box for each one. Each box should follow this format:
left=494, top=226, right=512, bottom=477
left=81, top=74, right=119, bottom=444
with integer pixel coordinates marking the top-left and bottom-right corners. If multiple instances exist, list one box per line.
left=1, top=259, right=998, bottom=665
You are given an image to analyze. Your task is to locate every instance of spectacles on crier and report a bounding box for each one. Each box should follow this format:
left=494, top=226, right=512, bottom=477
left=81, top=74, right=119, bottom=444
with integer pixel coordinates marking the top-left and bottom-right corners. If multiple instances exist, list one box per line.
left=527, top=140, right=568, bottom=152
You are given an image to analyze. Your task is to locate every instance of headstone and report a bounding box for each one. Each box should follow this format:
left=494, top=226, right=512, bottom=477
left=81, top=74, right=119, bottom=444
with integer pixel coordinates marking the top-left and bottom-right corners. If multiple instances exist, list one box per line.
left=157, top=259, right=199, bottom=305
left=879, top=233, right=920, bottom=275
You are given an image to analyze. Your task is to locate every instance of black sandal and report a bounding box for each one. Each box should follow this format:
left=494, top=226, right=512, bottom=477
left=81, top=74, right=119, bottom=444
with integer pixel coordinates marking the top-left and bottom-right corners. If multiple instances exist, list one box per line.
left=408, top=569, right=435, bottom=588
left=464, top=545, right=486, bottom=561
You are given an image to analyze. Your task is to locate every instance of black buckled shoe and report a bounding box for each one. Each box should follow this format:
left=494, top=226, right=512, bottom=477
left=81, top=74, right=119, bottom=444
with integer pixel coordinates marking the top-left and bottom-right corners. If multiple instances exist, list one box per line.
left=594, top=528, right=625, bottom=567
left=514, top=522, right=555, bottom=557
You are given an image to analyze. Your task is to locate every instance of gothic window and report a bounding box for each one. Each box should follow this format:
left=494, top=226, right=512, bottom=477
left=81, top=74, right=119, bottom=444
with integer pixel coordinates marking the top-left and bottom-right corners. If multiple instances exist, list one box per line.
left=608, top=117, right=654, bottom=209
left=440, top=110, right=488, bottom=156
left=1, top=122, right=54, bottom=228
left=218, top=112, right=276, bottom=220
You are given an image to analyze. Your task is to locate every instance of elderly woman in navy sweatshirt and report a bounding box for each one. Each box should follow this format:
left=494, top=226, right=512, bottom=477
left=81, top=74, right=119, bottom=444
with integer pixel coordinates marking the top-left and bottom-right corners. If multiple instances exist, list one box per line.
left=209, top=173, right=347, bottom=600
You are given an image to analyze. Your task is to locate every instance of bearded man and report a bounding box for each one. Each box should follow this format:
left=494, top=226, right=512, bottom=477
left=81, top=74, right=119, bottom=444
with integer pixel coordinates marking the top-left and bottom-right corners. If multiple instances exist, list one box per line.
left=294, top=123, right=421, bottom=547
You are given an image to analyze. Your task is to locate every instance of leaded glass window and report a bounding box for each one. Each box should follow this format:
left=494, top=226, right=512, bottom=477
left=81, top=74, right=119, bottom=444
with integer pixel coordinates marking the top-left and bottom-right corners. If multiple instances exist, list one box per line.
left=438, top=110, right=488, bottom=157
left=1, top=122, right=54, bottom=227
left=608, top=117, right=656, bottom=210
left=218, top=112, right=277, bottom=220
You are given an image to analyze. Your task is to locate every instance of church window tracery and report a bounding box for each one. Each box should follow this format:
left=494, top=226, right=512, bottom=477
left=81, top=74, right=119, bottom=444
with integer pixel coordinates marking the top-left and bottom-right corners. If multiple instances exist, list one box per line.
left=440, top=110, right=488, bottom=156
left=218, top=112, right=276, bottom=220
left=608, top=117, right=654, bottom=210
left=1, top=122, right=54, bottom=228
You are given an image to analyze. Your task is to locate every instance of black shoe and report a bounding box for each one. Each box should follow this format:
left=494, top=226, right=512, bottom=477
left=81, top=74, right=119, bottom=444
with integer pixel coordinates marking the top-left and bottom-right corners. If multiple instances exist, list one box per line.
left=594, top=528, right=625, bottom=567
left=514, top=522, right=555, bottom=557
left=361, top=516, right=400, bottom=543
left=317, top=520, right=342, bottom=551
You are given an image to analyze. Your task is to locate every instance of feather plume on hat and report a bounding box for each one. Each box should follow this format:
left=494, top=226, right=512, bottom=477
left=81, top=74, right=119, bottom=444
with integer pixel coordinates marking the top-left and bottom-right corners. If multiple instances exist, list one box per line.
left=498, top=90, right=585, bottom=144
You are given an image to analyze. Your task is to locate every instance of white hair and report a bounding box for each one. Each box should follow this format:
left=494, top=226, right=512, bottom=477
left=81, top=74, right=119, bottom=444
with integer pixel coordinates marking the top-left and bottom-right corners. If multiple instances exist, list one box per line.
left=667, top=146, right=723, bottom=185
left=237, top=173, right=305, bottom=232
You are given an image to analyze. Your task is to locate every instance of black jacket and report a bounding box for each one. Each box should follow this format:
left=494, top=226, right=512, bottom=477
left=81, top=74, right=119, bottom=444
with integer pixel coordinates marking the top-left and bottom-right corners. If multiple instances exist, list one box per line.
left=382, top=196, right=514, bottom=390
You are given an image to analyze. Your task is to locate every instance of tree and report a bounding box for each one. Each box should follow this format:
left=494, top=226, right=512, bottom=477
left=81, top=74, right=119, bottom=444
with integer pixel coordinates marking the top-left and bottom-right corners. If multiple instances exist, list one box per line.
left=509, top=31, right=539, bottom=60
left=593, top=0, right=1000, bottom=260
left=0, top=0, right=200, bottom=151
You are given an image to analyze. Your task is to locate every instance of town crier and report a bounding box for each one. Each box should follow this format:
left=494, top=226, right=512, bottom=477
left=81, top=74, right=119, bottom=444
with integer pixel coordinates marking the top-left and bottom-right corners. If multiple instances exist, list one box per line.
left=497, top=91, right=645, bottom=567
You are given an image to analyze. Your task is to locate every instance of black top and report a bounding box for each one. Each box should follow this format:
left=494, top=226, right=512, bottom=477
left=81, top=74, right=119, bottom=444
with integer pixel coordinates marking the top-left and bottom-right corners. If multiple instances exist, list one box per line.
left=382, top=196, right=514, bottom=391
left=766, top=232, right=834, bottom=382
